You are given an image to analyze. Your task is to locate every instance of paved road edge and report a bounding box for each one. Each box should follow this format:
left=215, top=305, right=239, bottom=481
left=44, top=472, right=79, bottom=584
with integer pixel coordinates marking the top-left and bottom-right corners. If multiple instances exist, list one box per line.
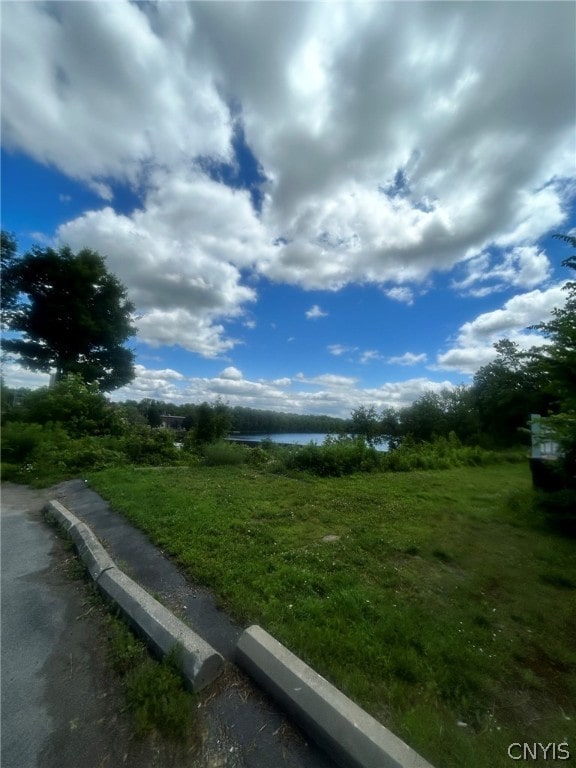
left=43, top=499, right=224, bottom=693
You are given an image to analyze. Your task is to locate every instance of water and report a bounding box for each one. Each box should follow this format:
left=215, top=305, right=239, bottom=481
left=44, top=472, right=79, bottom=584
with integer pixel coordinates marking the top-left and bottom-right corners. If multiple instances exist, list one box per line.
left=228, top=433, right=389, bottom=451
left=228, top=432, right=331, bottom=445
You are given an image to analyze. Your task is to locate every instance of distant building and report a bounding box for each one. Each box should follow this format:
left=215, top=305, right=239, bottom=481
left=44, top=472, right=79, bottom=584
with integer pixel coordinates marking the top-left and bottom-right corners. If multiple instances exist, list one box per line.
left=160, top=415, right=186, bottom=430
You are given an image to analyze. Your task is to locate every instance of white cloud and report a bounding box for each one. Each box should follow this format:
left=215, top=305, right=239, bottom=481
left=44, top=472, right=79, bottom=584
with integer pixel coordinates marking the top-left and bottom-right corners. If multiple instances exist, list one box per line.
left=58, top=168, right=272, bottom=355
left=219, top=366, right=243, bottom=380
left=359, top=350, right=382, bottom=364
left=453, top=246, right=552, bottom=296
left=1, top=358, right=458, bottom=418
left=436, top=284, right=567, bottom=374
left=388, top=352, right=428, bottom=366
left=0, top=362, right=51, bottom=391
left=385, top=287, right=415, bottom=305
left=305, top=305, right=328, bottom=319
left=3, top=0, right=573, bottom=308
left=1, top=1, right=231, bottom=183
left=327, top=344, right=356, bottom=356
left=87, top=180, right=114, bottom=202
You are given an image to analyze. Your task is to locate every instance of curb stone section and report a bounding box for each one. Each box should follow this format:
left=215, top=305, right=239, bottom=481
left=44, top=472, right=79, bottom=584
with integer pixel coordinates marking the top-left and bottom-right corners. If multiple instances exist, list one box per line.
left=97, top=568, right=223, bottom=692
left=69, top=522, right=116, bottom=580
left=44, top=499, right=79, bottom=533
left=236, top=625, right=435, bottom=768
left=43, top=500, right=224, bottom=693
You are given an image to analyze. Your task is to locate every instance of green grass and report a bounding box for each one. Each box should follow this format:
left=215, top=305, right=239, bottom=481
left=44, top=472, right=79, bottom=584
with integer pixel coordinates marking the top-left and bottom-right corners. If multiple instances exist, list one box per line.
left=87, top=463, right=576, bottom=767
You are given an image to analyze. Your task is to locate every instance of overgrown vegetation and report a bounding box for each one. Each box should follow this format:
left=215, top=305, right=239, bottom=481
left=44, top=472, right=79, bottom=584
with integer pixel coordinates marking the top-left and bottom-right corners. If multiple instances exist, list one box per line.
left=87, top=463, right=576, bottom=768
left=105, top=616, right=195, bottom=741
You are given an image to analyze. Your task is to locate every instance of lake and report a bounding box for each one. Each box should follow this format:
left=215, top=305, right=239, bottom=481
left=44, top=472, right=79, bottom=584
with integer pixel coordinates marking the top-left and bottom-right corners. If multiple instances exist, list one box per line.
left=227, top=433, right=389, bottom=451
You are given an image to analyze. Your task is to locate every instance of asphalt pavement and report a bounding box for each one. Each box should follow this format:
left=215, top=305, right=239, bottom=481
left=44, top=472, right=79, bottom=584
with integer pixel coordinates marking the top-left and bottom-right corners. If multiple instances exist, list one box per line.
left=1, top=481, right=337, bottom=768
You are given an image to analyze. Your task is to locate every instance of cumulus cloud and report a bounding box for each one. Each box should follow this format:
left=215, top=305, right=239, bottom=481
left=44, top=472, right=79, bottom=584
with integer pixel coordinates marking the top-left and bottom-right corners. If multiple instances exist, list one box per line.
left=388, top=352, right=428, bottom=366
left=1, top=1, right=231, bottom=183
left=385, top=287, right=415, bottom=305
left=305, top=305, right=328, bottom=319
left=58, top=168, right=272, bottom=354
left=327, top=344, right=356, bottom=356
left=219, top=366, right=243, bottom=380
left=453, top=246, right=552, bottom=296
left=2, top=0, right=575, bottom=394
left=4, top=0, right=574, bottom=306
left=436, top=284, right=567, bottom=374
left=359, top=350, right=382, bottom=364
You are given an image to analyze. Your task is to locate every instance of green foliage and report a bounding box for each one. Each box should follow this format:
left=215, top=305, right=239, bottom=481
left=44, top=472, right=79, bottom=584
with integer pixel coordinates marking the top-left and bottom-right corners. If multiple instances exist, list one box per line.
left=1, top=230, right=19, bottom=314
left=191, top=400, right=231, bottom=444
left=472, top=340, right=549, bottom=447
left=0, top=421, right=55, bottom=463
left=382, top=435, right=507, bottom=472
left=122, top=426, right=181, bottom=465
left=1, top=236, right=135, bottom=391
left=20, top=374, right=124, bottom=437
left=286, top=436, right=380, bottom=476
left=106, top=616, right=194, bottom=741
left=1, top=424, right=127, bottom=486
left=229, top=405, right=347, bottom=435
left=350, top=405, right=385, bottom=445
left=202, top=439, right=248, bottom=466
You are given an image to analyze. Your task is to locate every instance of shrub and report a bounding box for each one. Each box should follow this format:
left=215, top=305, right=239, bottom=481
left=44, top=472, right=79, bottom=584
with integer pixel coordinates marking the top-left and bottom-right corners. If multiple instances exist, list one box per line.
left=286, top=437, right=380, bottom=477
left=1, top=421, right=51, bottom=463
left=22, top=374, right=124, bottom=437
left=202, top=439, right=248, bottom=466
left=122, top=426, right=180, bottom=465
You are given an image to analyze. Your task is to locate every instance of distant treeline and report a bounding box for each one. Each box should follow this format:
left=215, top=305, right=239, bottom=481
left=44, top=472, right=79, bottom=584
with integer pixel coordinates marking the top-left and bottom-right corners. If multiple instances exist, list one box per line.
left=115, top=399, right=349, bottom=435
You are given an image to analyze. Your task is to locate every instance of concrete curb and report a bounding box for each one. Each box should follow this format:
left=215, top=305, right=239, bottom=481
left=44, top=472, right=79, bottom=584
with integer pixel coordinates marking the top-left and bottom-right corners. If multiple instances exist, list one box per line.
left=43, top=500, right=224, bottom=692
left=236, top=625, right=435, bottom=768
left=98, top=567, right=223, bottom=692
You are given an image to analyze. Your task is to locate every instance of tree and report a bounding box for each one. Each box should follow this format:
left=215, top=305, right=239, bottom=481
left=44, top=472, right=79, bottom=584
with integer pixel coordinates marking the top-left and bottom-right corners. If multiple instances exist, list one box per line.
left=1, top=237, right=136, bottom=391
left=1, top=230, right=19, bottom=316
left=472, top=340, right=549, bottom=446
left=531, top=234, right=576, bottom=413
left=193, top=400, right=232, bottom=443
left=530, top=234, right=576, bottom=491
left=350, top=405, right=385, bottom=445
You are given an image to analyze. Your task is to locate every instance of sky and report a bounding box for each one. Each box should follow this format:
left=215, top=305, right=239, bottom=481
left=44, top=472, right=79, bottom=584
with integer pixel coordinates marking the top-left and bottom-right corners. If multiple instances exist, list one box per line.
left=1, top=0, right=575, bottom=418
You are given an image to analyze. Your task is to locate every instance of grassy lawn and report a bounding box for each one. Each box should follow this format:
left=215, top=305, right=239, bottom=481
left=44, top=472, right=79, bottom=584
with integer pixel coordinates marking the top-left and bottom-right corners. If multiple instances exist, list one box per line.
left=87, top=463, right=576, bottom=768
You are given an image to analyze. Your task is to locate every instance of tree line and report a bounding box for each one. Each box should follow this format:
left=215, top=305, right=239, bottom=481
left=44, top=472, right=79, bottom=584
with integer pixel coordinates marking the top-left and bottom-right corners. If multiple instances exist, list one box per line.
left=1, top=230, right=574, bottom=509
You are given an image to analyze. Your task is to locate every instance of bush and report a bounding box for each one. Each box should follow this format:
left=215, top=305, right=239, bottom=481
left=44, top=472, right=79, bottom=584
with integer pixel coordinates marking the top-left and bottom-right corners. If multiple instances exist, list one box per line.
left=202, top=440, right=248, bottom=466
left=381, top=435, right=517, bottom=473
left=122, top=427, right=181, bottom=465
left=286, top=437, right=380, bottom=477
left=21, top=374, right=124, bottom=437
left=1, top=421, right=52, bottom=463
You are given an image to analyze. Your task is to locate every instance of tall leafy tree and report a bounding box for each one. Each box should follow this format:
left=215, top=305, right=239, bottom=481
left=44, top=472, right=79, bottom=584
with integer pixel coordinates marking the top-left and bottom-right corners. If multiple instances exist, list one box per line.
left=1, top=237, right=136, bottom=391
left=531, top=234, right=576, bottom=413
left=472, top=339, right=549, bottom=446
left=530, top=234, right=576, bottom=488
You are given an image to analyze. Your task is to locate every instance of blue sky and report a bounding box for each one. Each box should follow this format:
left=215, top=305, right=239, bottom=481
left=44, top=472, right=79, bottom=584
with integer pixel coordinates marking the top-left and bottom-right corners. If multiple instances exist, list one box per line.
left=2, top=1, right=575, bottom=417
